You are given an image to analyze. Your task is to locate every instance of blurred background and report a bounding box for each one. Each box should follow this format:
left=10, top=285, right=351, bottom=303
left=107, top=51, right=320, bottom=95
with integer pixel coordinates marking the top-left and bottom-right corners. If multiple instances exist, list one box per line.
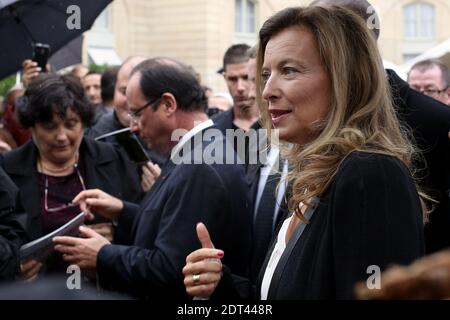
left=1, top=0, right=450, bottom=100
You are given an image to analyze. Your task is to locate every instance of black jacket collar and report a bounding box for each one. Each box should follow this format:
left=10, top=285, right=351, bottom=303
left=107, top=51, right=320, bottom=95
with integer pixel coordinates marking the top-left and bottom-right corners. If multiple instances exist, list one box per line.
left=257, top=198, right=319, bottom=299
left=386, top=69, right=410, bottom=114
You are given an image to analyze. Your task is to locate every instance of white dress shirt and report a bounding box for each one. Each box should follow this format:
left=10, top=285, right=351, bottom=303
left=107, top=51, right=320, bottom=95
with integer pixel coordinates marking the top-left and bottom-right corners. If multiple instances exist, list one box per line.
left=260, top=214, right=292, bottom=300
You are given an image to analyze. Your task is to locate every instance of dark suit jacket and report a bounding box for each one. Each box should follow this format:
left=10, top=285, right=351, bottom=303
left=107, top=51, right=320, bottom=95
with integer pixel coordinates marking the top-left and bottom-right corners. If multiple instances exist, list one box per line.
left=96, top=127, right=253, bottom=299
left=213, top=152, right=424, bottom=300
left=0, top=167, right=26, bottom=281
left=388, top=70, right=450, bottom=253
left=0, top=138, right=141, bottom=241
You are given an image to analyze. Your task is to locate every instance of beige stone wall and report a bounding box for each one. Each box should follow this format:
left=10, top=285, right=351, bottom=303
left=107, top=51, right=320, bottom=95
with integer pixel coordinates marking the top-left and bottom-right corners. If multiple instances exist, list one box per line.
left=88, top=0, right=308, bottom=92
left=85, top=0, right=450, bottom=92
left=303, top=0, right=450, bottom=65
left=372, top=0, right=450, bottom=65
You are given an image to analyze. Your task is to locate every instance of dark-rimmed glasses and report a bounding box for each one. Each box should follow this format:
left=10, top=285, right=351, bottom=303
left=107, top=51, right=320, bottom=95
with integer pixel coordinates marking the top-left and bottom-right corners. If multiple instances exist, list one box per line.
left=128, top=97, right=161, bottom=124
left=412, top=86, right=449, bottom=98
left=44, top=163, right=86, bottom=213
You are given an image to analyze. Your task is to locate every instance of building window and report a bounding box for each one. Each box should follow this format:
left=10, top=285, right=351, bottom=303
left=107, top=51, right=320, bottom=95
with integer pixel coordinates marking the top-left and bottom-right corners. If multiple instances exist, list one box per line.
left=403, top=53, right=420, bottom=62
left=93, top=7, right=110, bottom=31
left=235, top=0, right=256, bottom=34
left=403, top=3, right=435, bottom=39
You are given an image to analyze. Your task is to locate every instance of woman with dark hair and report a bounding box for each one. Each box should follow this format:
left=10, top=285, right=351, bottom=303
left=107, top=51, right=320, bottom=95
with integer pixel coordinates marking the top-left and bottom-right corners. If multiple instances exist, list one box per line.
left=182, top=6, right=425, bottom=299
left=0, top=73, right=141, bottom=280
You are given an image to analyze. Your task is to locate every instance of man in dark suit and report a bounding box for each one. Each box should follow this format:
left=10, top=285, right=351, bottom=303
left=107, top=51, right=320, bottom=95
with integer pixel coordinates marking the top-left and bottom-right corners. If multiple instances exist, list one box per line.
left=53, top=58, right=252, bottom=299
left=86, top=56, right=167, bottom=193
left=312, top=0, right=450, bottom=253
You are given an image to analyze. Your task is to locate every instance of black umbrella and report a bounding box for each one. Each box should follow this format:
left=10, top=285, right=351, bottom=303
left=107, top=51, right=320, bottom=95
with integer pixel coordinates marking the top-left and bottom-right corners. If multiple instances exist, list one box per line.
left=49, top=35, right=83, bottom=71
left=0, top=0, right=112, bottom=79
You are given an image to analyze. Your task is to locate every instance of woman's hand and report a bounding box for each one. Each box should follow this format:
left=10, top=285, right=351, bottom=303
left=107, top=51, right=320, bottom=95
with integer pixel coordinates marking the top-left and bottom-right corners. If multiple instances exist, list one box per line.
left=18, top=259, right=43, bottom=282
left=86, top=223, right=114, bottom=242
left=72, top=189, right=123, bottom=221
left=182, top=223, right=224, bottom=298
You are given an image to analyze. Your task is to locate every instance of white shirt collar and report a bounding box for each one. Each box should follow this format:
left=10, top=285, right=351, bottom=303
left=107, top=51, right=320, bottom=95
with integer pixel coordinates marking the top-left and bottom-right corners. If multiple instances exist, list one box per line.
left=170, top=119, right=214, bottom=160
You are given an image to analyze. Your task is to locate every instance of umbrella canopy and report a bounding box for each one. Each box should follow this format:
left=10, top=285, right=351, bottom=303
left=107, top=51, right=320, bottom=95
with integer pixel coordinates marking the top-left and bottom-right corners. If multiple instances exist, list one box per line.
left=0, top=0, right=112, bottom=79
left=400, top=38, right=450, bottom=74
left=49, top=35, right=83, bottom=71
left=0, top=0, right=19, bottom=9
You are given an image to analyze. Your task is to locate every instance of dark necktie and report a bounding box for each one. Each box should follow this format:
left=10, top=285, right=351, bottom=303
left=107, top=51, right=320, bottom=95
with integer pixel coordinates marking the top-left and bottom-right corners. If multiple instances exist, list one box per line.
left=251, top=171, right=280, bottom=280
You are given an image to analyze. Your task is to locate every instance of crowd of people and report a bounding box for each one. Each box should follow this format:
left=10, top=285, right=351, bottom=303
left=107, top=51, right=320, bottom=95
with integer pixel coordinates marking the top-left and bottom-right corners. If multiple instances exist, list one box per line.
left=0, top=0, right=449, bottom=300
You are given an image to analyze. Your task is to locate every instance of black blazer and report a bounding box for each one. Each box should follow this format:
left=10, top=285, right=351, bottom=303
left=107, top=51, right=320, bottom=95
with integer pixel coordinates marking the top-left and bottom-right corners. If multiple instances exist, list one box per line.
left=388, top=70, right=450, bottom=253
left=213, top=151, right=425, bottom=300
left=0, top=167, right=26, bottom=280
left=96, top=127, right=253, bottom=299
left=0, top=138, right=141, bottom=241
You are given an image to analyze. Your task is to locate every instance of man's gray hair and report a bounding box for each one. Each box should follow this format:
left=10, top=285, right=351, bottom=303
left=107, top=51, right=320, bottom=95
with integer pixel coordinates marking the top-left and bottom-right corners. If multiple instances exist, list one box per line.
left=408, top=59, right=450, bottom=88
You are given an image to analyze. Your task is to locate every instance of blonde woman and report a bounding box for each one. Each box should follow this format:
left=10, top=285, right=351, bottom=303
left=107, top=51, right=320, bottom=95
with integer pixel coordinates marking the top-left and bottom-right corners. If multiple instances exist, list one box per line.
left=182, top=6, right=425, bottom=299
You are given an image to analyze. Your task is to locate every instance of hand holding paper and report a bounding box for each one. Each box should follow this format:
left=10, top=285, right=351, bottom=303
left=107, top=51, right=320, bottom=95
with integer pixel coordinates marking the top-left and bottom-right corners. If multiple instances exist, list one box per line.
left=19, top=212, right=85, bottom=262
left=53, top=225, right=110, bottom=270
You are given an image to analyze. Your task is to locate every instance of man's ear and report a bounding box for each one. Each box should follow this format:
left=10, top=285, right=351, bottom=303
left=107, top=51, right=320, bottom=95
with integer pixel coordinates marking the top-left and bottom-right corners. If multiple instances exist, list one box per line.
left=445, top=87, right=450, bottom=106
left=160, top=92, right=177, bottom=115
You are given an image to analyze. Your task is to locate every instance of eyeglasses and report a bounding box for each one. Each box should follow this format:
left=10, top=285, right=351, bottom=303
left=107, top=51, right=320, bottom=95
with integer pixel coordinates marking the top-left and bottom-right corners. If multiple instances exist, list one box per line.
left=128, top=98, right=160, bottom=124
left=412, top=86, right=448, bottom=98
left=44, top=163, right=86, bottom=213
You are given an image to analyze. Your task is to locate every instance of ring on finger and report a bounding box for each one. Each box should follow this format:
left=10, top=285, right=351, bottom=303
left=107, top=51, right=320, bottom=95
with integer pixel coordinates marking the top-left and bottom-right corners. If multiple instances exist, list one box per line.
left=192, top=274, right=201, bottom=284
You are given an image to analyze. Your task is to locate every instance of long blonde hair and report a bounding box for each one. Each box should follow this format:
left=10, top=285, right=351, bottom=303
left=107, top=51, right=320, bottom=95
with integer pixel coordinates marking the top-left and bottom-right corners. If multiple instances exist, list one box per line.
left=256, top=6, right=419, bottom=217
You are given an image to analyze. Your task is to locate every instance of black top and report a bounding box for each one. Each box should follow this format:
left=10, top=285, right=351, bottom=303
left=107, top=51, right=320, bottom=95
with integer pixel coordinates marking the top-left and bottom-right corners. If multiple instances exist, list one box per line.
left=38, top=160, right=86, bottom=235
left=213, top=151, right=424, bottom=300
left=0, top=138, right=142, bottom=242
